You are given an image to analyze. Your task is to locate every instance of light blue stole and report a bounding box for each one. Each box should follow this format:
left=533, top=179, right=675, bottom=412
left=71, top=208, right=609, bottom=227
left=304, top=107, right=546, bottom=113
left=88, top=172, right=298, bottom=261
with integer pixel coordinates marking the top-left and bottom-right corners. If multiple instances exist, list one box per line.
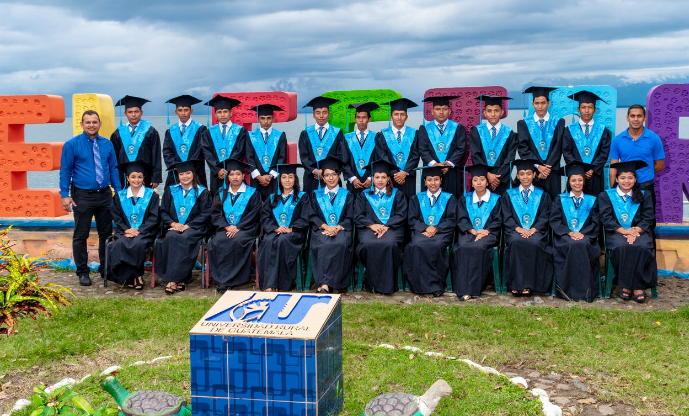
left=465, top=192, right=500, bottom=231
left=568, top=122, right=605, bottom=164
left=507, top=187, right=543, bottom=228
left=477, top=123, right=512, bottom=166
left=382, top=127, right=416, bottom=171
left=559, top=193, right=596, bottom=232
left=118, top=120, right=152, bottom=162
left=364, top=188, right=397, bottom=225
left=417, top=191, right=452, bottom=226
left=170, top=184, right=206, bottom=225
left=425, top=120, right=459, bottom=163
left=209, top=123, right=241, bottom=162
left=306, top=125, right=340, bottom=161
left=219, top=186, right=256, bottom=226
left=270, top=192, right=306, bottom=226
left=345, top=131, right=376, bottom=177
left=249, top=129, right=281, bottom=171
left=170, top=120, right=201, bottom=162
left=118, top=187, right=155, bottom=228
left=315, top=187, right=348, bottom=226
left=524, top=117, right=558, bottom=161
left=606, top=188, right=643, bottom=229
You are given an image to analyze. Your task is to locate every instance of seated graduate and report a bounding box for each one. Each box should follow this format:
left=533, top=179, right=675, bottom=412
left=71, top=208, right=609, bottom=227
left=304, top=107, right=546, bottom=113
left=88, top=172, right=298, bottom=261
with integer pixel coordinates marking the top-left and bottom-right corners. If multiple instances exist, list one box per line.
left=308, top=156, right=355, bottom=293
left=451, top=164, right=502, bottom=301
left=257, top=163, right=310, bottom=292
left=154, top=159, right=212, bottom=295
left=549, top=161, right=601, bottom=302
left=108, top=161, right=159, bottom=290
left=404, top=165, right=457, bottom=297
left=501, top=159, right=553, bottom=297
left=598, top=160, right=657, bottom=304
left=207, top=158, right=263, bottom=293
left=354, top=159, right=408, bottom=294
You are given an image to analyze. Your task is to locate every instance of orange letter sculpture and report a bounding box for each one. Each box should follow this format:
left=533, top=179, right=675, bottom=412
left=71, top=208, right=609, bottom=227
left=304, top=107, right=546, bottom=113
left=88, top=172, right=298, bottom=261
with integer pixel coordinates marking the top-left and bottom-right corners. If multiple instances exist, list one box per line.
left=0, top=95, right=66, bottom=217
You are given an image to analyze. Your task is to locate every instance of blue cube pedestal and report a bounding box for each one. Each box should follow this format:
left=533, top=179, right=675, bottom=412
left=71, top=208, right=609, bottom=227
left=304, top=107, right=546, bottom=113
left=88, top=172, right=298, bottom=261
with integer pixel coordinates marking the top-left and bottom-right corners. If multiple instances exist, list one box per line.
left=190, top=292, right=343, bottom=416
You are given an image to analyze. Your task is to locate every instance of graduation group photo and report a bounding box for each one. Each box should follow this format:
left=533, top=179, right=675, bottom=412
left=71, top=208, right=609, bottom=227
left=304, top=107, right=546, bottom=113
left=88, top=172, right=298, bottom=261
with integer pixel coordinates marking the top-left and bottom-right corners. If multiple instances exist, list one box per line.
left=59, top=86, right=665, bottom=305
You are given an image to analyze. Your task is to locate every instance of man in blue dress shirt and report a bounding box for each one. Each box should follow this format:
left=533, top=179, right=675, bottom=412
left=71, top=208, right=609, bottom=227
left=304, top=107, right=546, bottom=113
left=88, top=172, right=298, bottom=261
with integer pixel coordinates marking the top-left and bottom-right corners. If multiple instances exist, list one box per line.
left=60, top=110, right=121, bottom=286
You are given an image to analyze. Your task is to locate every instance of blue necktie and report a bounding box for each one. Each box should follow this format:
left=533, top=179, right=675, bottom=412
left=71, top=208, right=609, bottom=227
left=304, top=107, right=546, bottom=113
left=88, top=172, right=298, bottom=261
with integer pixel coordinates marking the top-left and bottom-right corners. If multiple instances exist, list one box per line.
left=477, top=200, right=484, bottom=208
left=396, top=130, right=402, bottom=144
left=221, top=124, right=227, bottom=138
left=438, top=124, right=445, bottom=135
left=231, top=193, right=239, bottom=204
left=584, top=124, right=590, bottom=138
left=130, top=125, right=137, bottom=135
left=491, top=126, right=497, bottom=139
left=622, top=195, right=629, bottom=203
left=183, top=188, right=190, bottom=198
left=264, top=131, right=269, bottom=144
left=132, top=196, right=139, bottom=205
left=522, top=189, right=531, bottom=204
left=378, top=191, right=385, bottom=198
left=328, top=191, right=336, bottom=204
left=538, top=119, right=545, bottom=130
left=92, top=138, right=103, bottom=186
left=573, top=196, right=582, bottom=209
left=318, top=126, right=325, bottom=139
left=431, top=194, right=437, bottom=207
left=359, top=132, right=366, bottom=146
left=281, top=195, right=290, bottom=205
left=180, top=124, right=187, bottom=136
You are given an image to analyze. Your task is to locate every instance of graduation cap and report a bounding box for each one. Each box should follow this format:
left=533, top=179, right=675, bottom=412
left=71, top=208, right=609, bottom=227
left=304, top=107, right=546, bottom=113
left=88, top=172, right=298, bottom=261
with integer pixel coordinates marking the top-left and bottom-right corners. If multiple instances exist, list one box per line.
left=523, top=86, right=557, bottom=100
left=422, top=95, right=459, bottom=107
left=166, top=159, right=203, bottom=173
left=205, top=95, right=241, bottom=111
left=166, top=94, right=202, bottom=108
left=512, top=159, right=539, bottom=172
left=303, top=96, right=339, bottom=109
left=319, top=156, right=345, bottom=172
left=475, top=94, right=512, bottom=107
left=465, top=163, right=491, bottom=178
left=366, top=159, right=398, bottom=176
left=568, top=90, right=608, bottom=105
left=115, top=95, right=150, bottom=109
left=216, top=158, right=249, bottom=173
left=609, top=160, right=648, bottom=174
left=389, top=98, right=418, bottom=112
left=415, top=165, right=449, bottom=179
left=558, top=161, right=593, bottom=177
left=348, top=102, right=379, bottom=115
left=249, top=104, right=284, bottom=116
left=117, top=161, right=151, bottom=176
left=271, top=163, right=303, bottom=176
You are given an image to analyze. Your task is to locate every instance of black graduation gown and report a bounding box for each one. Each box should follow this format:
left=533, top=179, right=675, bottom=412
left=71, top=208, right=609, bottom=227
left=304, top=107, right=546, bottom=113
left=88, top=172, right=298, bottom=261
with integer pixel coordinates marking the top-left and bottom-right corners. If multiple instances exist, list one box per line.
left=257, top=193, right=310, bottom=291
left=298, top=127, right=346, bottom=193
left=342, top=132, right=375, bottom=199
left=110, top=125, right=163, bottom=188
left=549, top=194, right=601, bottom=302
left=418, top=123, right=467, bottom=196
left=308, top=189, right=355, bottom=290
left=373, top=130, right=421, bottom=199
left=245, top=131, right=288, bottom=200
left=107, top=189, right=159, bottom=284
left=598, top=190, right=657, bottom=291
left=154, top=186, right=211, bottom=283
left=404, top=191, right=457, bottom=294
left=163, top=123, right=210, bottom=188
left=207, top=188, right=262, bottom=289
left=562, top=123, right=612, bottom=196
left=204, top=126, right=248, bottom=195
left=517, top=117, right=566, bottom=200
left=451, top=193, right=501, bottom=297
left=469, top=125, right=518, bottom=196
left=354, top=190, right=408, bottom=294
left=501, top=187, right=553, bottom=293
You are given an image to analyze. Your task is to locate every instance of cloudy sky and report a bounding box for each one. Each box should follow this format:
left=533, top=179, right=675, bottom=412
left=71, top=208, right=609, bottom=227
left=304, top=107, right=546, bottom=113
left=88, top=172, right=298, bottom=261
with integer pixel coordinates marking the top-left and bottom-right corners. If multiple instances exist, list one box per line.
left=2, top=0, right=688, bottom=114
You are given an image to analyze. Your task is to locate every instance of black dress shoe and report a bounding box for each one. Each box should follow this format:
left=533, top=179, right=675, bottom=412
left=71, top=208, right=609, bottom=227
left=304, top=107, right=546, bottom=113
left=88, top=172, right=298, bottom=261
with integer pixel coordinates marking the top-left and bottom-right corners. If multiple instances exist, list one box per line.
left=79, top=274, right=92, bottom=286
left=432, top=290, right=443, bottom=298
left=216, top=287, right=228, bottom=294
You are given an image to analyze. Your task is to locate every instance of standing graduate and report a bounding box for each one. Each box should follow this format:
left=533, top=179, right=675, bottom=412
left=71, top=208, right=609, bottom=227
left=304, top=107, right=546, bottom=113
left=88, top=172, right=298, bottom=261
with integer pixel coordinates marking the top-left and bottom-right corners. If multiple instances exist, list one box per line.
left=418, top=95, right=467, bottom=196
left=342, top=102, right=379, bottom=198
left=154, top=160, right=212, bottom=295
left=562, top=90, right=612, bottom=196
left=501, top=159, right=553, bottom=296
left=517, top=86, right=566, bottom=200
left=203, top=95, right=247, bottom=194
left=308, top=156, right=355, bottom=293
left=110, top=96, right=162, bottom=189
left=162, top=95, right=210, bottom=188
left=451, top=164, right=502, bottom=301
left=298, top=96, right=345, bottom=193
left=354, top=159, right=408, bottom=294
left=373, top=98, right=421, bottom=199
left=404, top=165, right=457, bottom=297
left=598, top=160, right=657, bottom=303
left=257, top=163, right=310, bottom=292
left=549, top=161, right=601, bottom=302
left=246, top=104, right=288, bottom=200
left=207, top=159, right=263, bottom=292
left=107, top=161, right=159, bottom=289
left=469, top=95, right=517, bottom=195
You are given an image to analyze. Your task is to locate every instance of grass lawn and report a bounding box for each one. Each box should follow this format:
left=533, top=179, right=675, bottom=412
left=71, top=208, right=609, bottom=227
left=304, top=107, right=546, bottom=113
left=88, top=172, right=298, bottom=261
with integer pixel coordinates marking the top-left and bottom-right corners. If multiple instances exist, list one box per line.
left=1, top=297, right=688, bottom=415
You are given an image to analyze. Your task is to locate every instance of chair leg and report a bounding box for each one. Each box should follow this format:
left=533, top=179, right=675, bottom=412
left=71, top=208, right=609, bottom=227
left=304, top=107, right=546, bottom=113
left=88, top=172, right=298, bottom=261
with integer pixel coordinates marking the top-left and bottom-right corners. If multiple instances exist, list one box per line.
left=200, top=241, right=207, bottom=289
left=445, top=247, right=452, bottom=292
left=204, top=243, right=211, bottom=289
left=254, top=247, right=259, bottom=290
left=304, top=250, right=313, bottom=291
left=605, top=250, right=614, bottom=298
left=550, top=273, right=557, bottom=296
left=150, top=252, right=156, bottom=289
left=651, top=286, right=658, bottom=299
left=296, top=251, right=303, bottom=291
left=492, top=247, right=501, bottom=294
left=357, top=261, right=364, bottom=292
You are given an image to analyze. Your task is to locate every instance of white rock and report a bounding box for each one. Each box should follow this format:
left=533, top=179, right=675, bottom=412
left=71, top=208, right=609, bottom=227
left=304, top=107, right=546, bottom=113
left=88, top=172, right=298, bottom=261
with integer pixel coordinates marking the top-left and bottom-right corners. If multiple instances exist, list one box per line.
left=402, top=346, right=422, bottom=352
left=11, top=399, right=31, bottom=413
left=149, top=356, right=173, bottom=363
left=509, top=376, right=528, bottom=388
left=378, top=344, right=396, bottom=349
left=45, top=378, right=76, bottom=394
left=131, top=361, right=147, bottom=366
left=530, top=388, right=562, bottom=416
left=424, top=351, right=444, bottom=357
left=78, top=374, right=91, bottom=384
left=100, top=366, right=122, bottom=375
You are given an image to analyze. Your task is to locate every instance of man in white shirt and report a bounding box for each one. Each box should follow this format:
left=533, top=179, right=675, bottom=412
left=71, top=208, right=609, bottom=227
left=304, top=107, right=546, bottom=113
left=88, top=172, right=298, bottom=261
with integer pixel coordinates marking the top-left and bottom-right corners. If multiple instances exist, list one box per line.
left=246, top=104, right=288, bottom=199
left=342, top=102, right=379, bottom=197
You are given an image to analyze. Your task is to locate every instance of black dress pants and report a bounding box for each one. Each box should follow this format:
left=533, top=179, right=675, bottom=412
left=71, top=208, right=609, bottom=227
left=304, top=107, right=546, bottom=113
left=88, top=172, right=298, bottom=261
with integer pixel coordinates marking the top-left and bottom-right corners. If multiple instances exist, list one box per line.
left=72, top=187, right=113, bottom=276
